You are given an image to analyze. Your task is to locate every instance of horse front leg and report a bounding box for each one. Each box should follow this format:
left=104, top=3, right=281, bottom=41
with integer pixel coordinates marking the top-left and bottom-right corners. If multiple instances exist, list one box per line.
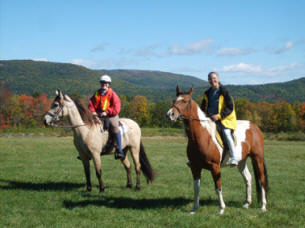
left=211, top=164, right=225, bottom=214
left=81, top=158, right=92, bottom=192
left=92, top=153, right=105, bottom=193
left=190, top=166, right=201, bottom=214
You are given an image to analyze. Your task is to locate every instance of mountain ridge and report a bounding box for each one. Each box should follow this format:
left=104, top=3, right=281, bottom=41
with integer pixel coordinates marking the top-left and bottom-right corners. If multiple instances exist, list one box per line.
left=0, top=60, right=304, bottom=103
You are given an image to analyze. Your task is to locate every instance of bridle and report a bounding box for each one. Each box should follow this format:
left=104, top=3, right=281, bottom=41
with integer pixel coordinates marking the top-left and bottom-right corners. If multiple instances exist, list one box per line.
left=46, top=100, right=87, bottom=129
left=172, top=95, right=209, bottom=122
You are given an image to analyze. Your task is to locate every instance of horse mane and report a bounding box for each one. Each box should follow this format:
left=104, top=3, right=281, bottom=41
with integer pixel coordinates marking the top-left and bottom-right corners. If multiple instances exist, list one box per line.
left=70, top=97, right=96, bottom=126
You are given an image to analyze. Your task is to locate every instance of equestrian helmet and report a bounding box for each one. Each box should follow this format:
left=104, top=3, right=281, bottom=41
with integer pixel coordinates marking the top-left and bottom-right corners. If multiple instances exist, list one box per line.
left=99, top=75, right=112, bottom=83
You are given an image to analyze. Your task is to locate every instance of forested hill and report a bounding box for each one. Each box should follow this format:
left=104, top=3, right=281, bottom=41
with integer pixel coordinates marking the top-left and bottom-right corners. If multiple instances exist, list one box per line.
left=0, top=60, right=304, bottom=103
left=0, top=60, right=208, bottom=101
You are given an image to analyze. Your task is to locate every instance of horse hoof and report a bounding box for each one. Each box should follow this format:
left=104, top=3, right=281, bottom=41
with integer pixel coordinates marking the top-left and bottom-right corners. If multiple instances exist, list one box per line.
left=87, top=186, right=92, bottom=192
left=135, top=185, right=141, bottom=191
left=99, top=188, right=105, bottom=194
left=218, top=208, right=225, bottom=215
left=261, top=207, right=267, bottom=212
left=126, top=183, right=132, bottom=188
left=190, top=211, right=196, bottom=215
left=243, top=203, right=250, bottom=209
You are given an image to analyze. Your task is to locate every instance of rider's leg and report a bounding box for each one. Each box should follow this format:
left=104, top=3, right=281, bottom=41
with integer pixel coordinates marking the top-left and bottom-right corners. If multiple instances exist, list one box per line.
left=109, top=116, right=125, bottom=159
left=223, top=128, right=238, bottom=166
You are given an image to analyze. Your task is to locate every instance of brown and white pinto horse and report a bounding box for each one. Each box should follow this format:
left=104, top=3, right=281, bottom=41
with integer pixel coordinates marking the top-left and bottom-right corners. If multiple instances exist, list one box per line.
left=167, top=86, right=268, bottom=214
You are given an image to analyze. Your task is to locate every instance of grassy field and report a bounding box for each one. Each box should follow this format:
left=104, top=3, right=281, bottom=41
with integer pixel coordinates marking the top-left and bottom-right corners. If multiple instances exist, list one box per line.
left=0, top=136, right=304, bottom=227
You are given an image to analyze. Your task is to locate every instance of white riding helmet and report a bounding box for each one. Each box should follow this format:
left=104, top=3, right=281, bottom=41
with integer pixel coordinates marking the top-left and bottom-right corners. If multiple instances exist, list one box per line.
left=99, top=75, right=112, bottom=83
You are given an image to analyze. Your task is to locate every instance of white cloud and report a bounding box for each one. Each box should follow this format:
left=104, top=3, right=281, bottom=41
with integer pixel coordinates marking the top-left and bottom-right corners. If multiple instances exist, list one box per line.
left=266, top=62, right=303, bottom=75
left=168, top=39, right=214, bottom=55
left=216, top=62, right=304, bottom=81
left=70, top=58, right=97, bottom=68
left=266, top=41, right=295, bottom=54
left=91, top=43, right=108, bottom=52
left=218, top=62, right=262, bottom=73
left=134, top=43, right=162, bottom=57
left=32, top=58, right=48, bottom=61
left=216, top=48, right=254, bottom=56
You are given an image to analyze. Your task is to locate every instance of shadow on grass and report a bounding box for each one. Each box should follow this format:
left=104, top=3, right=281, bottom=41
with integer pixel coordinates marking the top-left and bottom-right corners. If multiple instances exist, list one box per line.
left=0, top=179, right=83, bottom=191
left=63, top=196, right=243, bottom=210
left=63, top=196, right=193, bottom=210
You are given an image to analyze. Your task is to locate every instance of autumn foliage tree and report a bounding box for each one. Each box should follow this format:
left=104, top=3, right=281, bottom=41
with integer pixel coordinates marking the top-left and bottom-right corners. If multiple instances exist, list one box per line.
left=128, top=95, right=151, bottom=127
left=0, top=86, right=304, bottom=132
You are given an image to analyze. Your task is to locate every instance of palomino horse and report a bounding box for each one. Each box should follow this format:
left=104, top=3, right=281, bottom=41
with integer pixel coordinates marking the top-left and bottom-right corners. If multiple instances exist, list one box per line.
left=167, top=86, right=268, bottom=214
left=43, top=90, right=154, bottom=192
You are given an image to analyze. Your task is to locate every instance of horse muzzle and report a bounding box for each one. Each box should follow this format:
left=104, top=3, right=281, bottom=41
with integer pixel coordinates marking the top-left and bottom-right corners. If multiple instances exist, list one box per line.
left=42, top=115, right=54, bottom=126
left=166, top=108, right=179, bottom=121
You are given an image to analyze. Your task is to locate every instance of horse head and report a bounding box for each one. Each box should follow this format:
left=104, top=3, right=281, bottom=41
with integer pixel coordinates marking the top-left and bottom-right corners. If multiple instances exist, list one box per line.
left=167, top=86, right=193, bottom=121
left=43, top=89, right=74, bottom=126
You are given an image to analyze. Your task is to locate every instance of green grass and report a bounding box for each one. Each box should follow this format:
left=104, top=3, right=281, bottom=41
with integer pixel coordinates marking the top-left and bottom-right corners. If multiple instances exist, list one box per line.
left=2, top=127, right=305, bottom=141
left=0, top=136, right=304, bottom=227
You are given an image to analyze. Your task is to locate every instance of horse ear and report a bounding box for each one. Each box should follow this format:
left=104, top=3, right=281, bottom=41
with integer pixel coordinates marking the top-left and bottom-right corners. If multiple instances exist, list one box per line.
left=64, top=94, right=72, bottom=102
left=176, top=85, right=182, bottom=96
left=188, top=87, right=193, bottom=96
left=56, top=89, right=64, bottom=101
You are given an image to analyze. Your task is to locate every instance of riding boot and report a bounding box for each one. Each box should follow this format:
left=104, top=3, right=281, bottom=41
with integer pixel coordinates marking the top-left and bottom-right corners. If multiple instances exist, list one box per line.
left=223, top=128, right=238, bottom=166
left=114, top=131, right=125, bottom=160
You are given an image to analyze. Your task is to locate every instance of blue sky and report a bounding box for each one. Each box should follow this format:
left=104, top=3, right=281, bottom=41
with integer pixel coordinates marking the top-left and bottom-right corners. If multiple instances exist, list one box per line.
left=1, top=0, right=305, bottom=85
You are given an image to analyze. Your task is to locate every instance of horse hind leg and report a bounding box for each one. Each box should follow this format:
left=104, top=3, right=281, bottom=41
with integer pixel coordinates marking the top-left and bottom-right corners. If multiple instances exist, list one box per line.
left=120, top=147, right=132, bottom=188
left=251, top=156, right=268, bottom=212
left=238, top=159, right=252, bottom=208
left=129, top=145, right=141, bottom=191
left=210, top=164, right=226, bottom=215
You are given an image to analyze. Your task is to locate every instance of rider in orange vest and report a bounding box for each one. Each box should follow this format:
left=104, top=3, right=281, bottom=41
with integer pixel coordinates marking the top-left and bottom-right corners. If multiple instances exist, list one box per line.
left=88, top=75, right=125, bottom=160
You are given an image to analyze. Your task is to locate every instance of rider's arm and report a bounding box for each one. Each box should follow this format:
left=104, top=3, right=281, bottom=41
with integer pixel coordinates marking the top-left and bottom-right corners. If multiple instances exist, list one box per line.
left=106, top=91, right=121, bottom=116
left=88, top=94, right=98, bottom=114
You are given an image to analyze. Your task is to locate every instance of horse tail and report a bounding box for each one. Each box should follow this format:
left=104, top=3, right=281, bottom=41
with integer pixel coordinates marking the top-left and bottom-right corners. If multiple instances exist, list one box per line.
left=251, top=157, right=268, bottom=202
left=139, top=141, right=155, bottom=183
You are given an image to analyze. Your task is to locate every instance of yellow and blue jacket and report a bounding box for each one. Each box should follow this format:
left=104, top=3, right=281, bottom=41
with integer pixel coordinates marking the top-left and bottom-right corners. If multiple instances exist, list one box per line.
left=200, top=85, right=236, bottom=130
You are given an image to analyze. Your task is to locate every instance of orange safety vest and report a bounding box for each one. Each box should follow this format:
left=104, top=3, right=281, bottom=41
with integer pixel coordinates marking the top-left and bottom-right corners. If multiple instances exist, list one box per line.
left=93, top=88, right=112, bottom=111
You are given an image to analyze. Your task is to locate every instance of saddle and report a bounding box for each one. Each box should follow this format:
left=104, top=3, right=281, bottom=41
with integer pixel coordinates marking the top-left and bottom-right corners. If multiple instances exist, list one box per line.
left=214, top=123, right=237, bottom=164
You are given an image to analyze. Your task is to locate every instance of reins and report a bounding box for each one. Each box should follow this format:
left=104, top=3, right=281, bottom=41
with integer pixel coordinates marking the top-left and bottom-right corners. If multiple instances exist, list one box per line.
left=47, top=102, right=87, bottom=129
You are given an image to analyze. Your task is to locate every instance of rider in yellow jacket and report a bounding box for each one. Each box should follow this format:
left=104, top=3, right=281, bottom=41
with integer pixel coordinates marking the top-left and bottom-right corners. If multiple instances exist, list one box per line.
left=200, top=72, right=238, bottom=166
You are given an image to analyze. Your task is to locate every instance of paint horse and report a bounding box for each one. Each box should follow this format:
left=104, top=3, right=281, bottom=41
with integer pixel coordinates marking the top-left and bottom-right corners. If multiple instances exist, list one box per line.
left=167, top=86, right=268, bottom=214
left=43, top=90, right=154, bottom=192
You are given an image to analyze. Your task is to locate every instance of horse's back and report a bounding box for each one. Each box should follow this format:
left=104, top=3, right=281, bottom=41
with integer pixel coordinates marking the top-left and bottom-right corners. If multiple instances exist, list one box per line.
left=236, top=120, right=264, bottom=154
left=119, top=118, right=142, bottom=145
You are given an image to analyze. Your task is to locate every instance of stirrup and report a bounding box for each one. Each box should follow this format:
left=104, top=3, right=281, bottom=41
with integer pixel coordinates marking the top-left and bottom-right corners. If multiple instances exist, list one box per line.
left=115, top=150, right=125, bottom=160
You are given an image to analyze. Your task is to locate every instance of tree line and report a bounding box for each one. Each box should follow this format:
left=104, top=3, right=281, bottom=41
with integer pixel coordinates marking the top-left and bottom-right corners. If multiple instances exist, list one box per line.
left=1, top=86, right=304, bottom=132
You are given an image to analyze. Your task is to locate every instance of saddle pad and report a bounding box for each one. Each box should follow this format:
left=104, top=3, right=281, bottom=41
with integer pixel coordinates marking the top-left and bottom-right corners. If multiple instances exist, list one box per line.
left=119, top=121, right=129, bottom=135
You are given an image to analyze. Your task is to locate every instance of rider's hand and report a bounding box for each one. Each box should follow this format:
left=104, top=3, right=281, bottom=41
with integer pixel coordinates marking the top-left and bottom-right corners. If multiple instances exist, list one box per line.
left=101, top=112, right=107, bottom=117
left=211, top=114, right=219, bottom=121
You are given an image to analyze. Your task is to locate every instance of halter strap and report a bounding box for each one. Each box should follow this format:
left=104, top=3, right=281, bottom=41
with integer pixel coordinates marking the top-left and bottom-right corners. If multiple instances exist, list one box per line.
left=47, top=101, right=87, bottom=128
left=173, top=96, right=209, bottom=122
